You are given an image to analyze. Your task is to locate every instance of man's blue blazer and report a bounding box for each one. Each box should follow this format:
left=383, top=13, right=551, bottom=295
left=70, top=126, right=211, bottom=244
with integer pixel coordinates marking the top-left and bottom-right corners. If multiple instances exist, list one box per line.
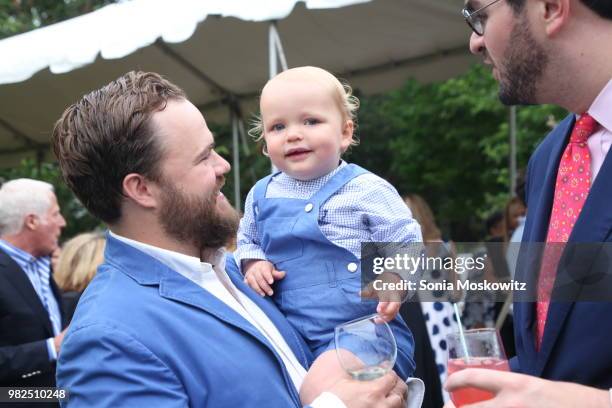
left=513, top=114, right=612, bottom=388
left=56, top=234, right=313, bottom=407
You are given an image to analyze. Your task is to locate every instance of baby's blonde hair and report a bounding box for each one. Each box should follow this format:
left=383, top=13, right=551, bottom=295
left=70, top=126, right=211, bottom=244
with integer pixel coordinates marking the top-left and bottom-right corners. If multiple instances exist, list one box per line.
left=54, top=232, right=105, bottom=292
left=249, top=66, right=360, bottom=148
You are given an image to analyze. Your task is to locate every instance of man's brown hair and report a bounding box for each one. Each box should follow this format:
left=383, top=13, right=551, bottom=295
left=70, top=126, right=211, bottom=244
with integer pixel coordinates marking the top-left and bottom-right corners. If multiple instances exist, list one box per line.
left=52, top=71, right=186, bottom=224
left=506, top=0, right=612, bottom=19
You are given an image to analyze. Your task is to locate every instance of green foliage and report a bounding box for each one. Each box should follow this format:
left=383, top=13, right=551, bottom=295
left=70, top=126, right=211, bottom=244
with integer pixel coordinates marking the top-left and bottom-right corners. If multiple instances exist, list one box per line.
left=0, top=159, right=102, bottom=240
left=351, top=64, right=567, bottom=239
left=0, top=0, right=115, bottom=39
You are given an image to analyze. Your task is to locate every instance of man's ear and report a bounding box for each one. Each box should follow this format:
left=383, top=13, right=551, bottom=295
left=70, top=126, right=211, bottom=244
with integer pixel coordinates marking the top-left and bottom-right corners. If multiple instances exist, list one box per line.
left=122, top=173, right=159, bottom=209
left=23, top=214, right=38, bottom=231
left=340, top=120, right=354, bottom=152
left=537, top=0, right=571, bottom=37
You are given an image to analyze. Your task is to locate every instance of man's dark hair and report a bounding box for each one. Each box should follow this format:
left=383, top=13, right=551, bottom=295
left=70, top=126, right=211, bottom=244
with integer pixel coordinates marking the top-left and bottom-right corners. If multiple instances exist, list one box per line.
left=506, top=0, right=612, bottom=19
left=52, top=71, right=186, bottom=224
left=485, top=210, right=504, bottom=234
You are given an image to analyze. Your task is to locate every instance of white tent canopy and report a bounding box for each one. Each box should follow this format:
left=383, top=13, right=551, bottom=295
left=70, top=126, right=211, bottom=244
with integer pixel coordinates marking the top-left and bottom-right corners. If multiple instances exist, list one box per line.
left=0, top=0, right=474, bottom=164
left=0, top=0, right=490, bottom=205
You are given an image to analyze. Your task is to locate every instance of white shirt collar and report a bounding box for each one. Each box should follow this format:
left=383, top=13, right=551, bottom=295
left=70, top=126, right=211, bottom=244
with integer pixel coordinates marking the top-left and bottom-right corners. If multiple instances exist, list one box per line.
left=108, top=230, right=226, bottom=286
left=588, top=78, right=612, bottom=132
left=276, top=160, right=347, bottom=186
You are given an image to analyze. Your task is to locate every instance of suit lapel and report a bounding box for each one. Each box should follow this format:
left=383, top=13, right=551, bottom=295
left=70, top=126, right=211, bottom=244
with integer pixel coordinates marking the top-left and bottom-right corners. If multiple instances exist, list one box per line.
left=158, top=272, right=276, bottom=347
left=518, top=116, right=574, bottom=373
left=536, top=117, right=612, bottom=375
left=0, top=249, right=54, bottom=336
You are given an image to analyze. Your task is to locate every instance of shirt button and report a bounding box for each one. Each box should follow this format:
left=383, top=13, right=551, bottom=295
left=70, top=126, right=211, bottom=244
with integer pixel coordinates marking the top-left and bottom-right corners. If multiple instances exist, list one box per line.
left=304, top=203, right=314, bottom=212
left=347, top=262, right=358, bottom=273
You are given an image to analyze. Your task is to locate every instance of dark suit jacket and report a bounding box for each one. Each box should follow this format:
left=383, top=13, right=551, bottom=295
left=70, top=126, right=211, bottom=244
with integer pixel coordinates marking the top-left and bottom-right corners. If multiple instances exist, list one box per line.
left=513, top=114, right=612, bottom=388
left=0, top=246, right=65, bottom=390
left=61, top=291, right=81, bottom=325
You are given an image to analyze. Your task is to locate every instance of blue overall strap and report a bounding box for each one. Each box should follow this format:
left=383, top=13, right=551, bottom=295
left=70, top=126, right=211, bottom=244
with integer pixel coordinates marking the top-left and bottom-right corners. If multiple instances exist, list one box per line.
left=309, top=163, right=369, bottom=207
left=251, top=171, right=281, bottom=218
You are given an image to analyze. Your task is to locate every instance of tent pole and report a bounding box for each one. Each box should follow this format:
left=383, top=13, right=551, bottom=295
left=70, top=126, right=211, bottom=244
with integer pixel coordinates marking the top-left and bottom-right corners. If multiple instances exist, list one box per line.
left=509, top=106, right=517, bottom=196
left=238, top=117, right=250, bottom=156
left=231, top=108, right=241, bottom=212
left=268, top=21, right=289, bottom=173
left=270, top=22, right=288, bottom=72
left=269, top=22, right=278, bottom=79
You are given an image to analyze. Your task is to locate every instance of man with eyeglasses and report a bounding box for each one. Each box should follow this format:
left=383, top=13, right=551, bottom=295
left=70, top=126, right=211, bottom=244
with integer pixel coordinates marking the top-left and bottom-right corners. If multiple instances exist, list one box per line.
left=444, top=0, right=612, bottom=407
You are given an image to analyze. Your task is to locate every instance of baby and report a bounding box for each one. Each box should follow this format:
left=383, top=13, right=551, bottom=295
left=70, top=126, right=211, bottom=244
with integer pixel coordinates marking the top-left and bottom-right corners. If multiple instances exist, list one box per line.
left=234, top=66, right=421, bottom=403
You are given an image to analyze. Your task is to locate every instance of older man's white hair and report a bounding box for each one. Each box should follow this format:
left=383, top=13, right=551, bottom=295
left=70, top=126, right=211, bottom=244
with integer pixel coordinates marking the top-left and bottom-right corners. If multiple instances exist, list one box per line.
left=0, top=178, right=55, bottom=236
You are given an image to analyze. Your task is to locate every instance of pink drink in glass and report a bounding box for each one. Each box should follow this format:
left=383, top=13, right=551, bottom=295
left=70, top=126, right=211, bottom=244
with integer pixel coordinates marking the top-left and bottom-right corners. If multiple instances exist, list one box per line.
left=447, top=357, right=510, bottom=407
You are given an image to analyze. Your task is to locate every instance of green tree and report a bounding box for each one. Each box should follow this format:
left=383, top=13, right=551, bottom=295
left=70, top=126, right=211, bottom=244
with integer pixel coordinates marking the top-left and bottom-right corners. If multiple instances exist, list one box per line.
left=352, top=64, right=567, bottom=239
left=0, top=0, right=115, bottom=39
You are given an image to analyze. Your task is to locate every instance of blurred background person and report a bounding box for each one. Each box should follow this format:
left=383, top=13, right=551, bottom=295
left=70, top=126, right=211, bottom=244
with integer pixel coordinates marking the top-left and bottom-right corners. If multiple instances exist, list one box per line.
left=485, top=210, right=504, bottom=242
left=506, top=171, right=527, bottom=280
left=0, top=178, right=67, bottom=407
left=50, top=247, right=61, bottom=272
left=400, top=193, right=459, bottom=407
left=503, top=196, right=526, bottom=241
left=468, top=196, right=524, bottom=360
left=54, top=231, right=105, bottom=323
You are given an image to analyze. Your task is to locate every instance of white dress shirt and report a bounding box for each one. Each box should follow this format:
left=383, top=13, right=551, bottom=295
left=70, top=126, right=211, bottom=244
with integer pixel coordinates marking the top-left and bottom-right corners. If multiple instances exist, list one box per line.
left=586, top=78, right=612, bottom=183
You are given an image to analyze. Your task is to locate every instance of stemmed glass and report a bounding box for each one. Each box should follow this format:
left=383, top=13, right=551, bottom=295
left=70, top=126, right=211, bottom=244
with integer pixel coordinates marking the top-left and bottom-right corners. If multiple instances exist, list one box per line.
left=447, top=328, right=509, bottom=407
left=334, top=314, right=397, bottom=381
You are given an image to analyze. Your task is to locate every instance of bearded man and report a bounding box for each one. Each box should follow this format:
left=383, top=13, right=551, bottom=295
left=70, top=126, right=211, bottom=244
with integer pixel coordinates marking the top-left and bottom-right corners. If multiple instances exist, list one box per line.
left=52, top=71, right=410, bottom=408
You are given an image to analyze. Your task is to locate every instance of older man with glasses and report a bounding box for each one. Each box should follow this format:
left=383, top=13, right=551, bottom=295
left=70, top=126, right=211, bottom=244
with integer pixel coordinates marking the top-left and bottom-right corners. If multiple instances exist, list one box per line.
left=444, top=0, right=612, bottom=407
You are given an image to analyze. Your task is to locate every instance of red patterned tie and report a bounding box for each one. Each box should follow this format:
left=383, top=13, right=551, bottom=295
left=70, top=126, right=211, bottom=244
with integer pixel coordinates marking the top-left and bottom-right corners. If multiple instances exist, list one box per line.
left=535, top=113, right=599, bottom=350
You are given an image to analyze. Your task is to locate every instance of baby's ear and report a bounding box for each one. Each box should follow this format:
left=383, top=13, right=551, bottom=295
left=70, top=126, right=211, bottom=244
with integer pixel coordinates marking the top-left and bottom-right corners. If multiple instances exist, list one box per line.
left=340, top=120, right=354, bottom=151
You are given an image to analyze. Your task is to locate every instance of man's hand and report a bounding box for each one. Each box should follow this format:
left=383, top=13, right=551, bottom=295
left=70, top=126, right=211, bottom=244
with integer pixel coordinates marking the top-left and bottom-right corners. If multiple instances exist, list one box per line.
left=444, top=368, right=611, bottom=408
left=330, top=372, right=407, bottom=408
left=243, top=259, right=285, bottom=296
left=54, top=328, right=68, bottom=354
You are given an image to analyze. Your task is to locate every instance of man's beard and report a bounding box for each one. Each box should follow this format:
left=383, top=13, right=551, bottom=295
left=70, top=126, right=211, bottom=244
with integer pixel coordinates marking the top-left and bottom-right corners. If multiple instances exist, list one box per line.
left=158, top=179, right=239, bottom=253
left=498, top=20, right=548, bottom=106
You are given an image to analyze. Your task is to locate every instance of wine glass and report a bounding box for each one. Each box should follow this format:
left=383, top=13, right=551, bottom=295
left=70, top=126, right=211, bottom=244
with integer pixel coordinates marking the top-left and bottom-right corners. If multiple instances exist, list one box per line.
left=447, top=328, right=509, bottom=407
left=334, top=314, right=397, bottom=381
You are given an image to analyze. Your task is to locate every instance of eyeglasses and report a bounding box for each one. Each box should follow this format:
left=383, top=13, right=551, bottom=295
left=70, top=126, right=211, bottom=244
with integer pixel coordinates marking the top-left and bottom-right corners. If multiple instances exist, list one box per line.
left=462, top=0, right=503, bottom=36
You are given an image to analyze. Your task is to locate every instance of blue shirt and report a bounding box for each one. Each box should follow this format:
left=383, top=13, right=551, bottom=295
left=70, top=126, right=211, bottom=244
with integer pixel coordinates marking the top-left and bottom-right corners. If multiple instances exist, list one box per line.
left=0, top=239, right=61, bottom=361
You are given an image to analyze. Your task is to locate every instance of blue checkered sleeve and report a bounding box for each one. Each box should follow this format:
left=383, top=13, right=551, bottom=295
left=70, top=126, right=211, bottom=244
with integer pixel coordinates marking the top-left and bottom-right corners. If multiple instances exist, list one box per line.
left=234, top=188, right=267, bottom=274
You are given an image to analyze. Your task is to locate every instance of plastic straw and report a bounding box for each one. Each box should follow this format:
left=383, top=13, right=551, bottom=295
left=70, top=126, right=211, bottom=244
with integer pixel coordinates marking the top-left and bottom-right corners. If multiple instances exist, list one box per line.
left=452, top=302, right=470, bottom=362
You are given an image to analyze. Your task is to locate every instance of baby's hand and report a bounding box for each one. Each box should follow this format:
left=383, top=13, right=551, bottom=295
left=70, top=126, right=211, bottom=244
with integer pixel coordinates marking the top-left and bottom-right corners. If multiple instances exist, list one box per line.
left=361, top=271, right=405, bottom=322
left=243, top=259, right=286, bottom=296
left=376, top=301, right=401, bottom=322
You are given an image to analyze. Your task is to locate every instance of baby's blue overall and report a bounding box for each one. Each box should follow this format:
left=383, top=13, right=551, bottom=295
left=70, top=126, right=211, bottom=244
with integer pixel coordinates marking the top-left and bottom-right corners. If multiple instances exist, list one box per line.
left=252, top=164, right=415, bottom=379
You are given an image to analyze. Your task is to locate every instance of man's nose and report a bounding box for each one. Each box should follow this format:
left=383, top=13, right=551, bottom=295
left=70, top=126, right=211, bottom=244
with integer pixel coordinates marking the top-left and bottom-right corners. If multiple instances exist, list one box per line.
left=469, top=31, right=485, bottom=55
left=59, top=215, right=67, bottom=228
left=215, top=153, right=231, bottom=175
